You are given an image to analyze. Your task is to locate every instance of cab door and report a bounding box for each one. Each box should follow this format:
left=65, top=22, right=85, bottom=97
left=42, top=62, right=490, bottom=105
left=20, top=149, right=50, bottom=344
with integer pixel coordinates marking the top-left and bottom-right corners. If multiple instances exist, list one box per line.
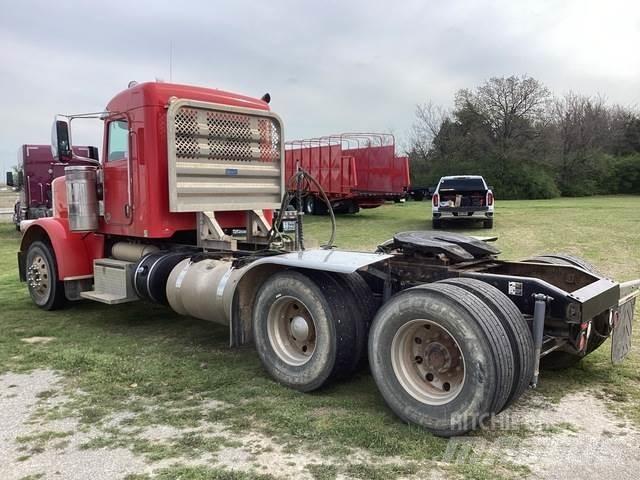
left=102, top=119, right=132, bottom=225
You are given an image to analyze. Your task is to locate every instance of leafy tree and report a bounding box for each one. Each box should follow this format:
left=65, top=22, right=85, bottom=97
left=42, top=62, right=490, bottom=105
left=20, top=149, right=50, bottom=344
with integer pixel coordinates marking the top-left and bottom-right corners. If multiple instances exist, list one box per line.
left=408, top=75, right=639, bottom=198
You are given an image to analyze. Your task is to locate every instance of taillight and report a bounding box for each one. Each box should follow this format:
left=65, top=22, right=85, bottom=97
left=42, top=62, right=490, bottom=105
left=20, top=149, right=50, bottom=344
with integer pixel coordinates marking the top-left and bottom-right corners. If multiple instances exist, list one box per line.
left=487, top=191, right=494, bottom=206
left=578, top=321, right=592, bottom=352
left=432, top=193, right=439, bottom=207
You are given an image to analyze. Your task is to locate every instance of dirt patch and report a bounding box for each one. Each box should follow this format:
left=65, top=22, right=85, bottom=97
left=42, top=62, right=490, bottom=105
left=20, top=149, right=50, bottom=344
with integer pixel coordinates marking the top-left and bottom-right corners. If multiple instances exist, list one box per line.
left=451, top=391, right=640, bottom=480
left=0, top=370, right=146, bottom=480
left=0, top=370, right=444, bottom=479
left=20, top=337, right=56, bottom=345
left=3, top=369, right=637, bottom=479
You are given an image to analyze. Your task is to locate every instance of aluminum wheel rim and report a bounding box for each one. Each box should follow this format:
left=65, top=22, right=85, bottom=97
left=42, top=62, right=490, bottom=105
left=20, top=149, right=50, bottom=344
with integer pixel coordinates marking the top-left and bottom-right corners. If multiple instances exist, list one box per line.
left=391, top=319, right=466, bottom=405
left=27, top=254, right=51, bottom=304
left=267, top=295, right=317, bottom=366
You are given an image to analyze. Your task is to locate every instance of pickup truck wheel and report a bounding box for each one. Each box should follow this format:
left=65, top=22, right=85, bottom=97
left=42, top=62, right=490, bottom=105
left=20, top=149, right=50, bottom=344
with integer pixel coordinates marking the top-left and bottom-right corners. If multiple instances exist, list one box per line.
left=439, top=278, right=534, bottom=408
left=25, top=241, right=66, bottom=310
left=368, top=283, right=514, bottom=436
left=483, top=219, right=494, bottom=229
left=253, top=271, right=357, bottom=391
left=432, top=218, right=442, bottom=229
left=523, top=254, right=609, bottom=370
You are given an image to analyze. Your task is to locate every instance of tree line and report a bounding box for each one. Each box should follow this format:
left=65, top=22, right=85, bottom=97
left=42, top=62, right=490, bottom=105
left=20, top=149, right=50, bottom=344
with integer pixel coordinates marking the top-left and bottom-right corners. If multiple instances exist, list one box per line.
left=408, top=75, right=640, bottom=199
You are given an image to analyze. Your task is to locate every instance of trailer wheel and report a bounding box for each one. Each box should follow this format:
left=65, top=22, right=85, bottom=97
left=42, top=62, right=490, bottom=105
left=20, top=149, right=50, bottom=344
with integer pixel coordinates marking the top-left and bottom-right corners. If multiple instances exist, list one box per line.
left=368, top=283, right=514, bottom=436
left=523, top=254, right=608, bottom=370
left=439, top=278, right=534, bottom=408
left=25, top=241, right=66, bottom=310
left=347, top=201, right=360, bottom=214
left=304, top=196, right=316, bottom=215
left=252, top=270, right=357, bottom=391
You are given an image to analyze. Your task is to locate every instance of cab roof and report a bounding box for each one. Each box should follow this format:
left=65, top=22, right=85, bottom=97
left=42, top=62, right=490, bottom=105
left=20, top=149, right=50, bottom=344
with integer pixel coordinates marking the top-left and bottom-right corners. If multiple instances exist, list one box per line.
left=105, top=81, right=270, bottom=113
left=440, top=175, right=484, bottom=180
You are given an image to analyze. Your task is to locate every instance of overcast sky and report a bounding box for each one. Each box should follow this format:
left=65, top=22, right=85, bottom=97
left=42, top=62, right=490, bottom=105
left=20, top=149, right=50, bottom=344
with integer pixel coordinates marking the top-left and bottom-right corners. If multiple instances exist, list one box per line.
left=1, top=0, right=639, bottom=177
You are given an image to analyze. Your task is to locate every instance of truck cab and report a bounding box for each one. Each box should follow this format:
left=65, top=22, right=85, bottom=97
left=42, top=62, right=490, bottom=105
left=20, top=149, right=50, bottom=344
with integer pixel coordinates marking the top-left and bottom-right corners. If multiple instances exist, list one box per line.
left=431, top=175, right=494, bottom=229
left=18, top=81, right=284, bottom=304
left=9, top=144, right=98, bottom=229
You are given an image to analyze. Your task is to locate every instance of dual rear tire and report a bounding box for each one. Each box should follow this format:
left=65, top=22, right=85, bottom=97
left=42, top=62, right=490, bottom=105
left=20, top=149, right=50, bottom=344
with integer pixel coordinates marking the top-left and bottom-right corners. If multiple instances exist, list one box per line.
left=252, top=270, right=374, bottom=392
left=252, top=271, right=533, bottom=436
left=368, top=280, right=532, bottom=436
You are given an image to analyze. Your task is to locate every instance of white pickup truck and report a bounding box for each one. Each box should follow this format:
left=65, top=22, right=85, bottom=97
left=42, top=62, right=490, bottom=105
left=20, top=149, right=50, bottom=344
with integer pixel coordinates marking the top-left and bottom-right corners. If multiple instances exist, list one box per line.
left=431, top=175, right=494, bottom=229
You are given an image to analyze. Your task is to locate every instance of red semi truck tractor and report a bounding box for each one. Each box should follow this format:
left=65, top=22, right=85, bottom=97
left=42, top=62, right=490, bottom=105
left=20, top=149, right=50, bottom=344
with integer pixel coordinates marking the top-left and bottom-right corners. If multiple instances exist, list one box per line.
left=7, top=144, right=99, bottom=229
left=17, top=81, right=639, bottom=436
left=285, top=134, right=410, bottom=214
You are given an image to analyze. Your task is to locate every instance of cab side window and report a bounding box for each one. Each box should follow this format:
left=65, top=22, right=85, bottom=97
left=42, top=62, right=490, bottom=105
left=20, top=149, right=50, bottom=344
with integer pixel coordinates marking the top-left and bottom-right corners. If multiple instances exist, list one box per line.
left=107, top=120, right=129, bottom=162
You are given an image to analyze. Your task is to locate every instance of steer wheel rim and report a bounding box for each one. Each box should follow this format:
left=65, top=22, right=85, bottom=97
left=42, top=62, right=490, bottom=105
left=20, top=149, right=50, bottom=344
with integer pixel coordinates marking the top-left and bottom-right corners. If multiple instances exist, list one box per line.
left=27, top=254, right=51, bottom=304
left=267, top=295, right=317, bottom=366
left=391, top=319, right=466, bottom=405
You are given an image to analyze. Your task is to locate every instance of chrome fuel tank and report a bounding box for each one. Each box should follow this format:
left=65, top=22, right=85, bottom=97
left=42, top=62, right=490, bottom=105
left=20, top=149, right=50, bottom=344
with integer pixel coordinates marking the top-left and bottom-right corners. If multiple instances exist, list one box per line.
left=65, top=165, right=98, bottom=232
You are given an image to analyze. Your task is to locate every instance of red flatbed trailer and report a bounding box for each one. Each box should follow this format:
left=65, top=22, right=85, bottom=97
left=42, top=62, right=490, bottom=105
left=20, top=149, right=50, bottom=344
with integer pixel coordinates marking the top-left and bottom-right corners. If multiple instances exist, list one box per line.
left=285, top=133, right=410, bottom=214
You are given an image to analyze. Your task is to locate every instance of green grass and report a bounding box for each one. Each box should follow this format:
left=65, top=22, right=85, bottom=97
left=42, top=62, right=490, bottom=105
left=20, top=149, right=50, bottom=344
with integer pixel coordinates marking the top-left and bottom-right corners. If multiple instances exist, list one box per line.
left=125, top=467, right=277, bottom=480
left=1, top=195, right=639, bottom=479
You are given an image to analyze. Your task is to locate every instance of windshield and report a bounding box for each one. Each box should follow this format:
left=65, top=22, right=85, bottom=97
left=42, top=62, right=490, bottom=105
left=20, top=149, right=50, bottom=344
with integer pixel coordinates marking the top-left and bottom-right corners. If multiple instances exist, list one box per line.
left=439, top=178, right=486, bottom=191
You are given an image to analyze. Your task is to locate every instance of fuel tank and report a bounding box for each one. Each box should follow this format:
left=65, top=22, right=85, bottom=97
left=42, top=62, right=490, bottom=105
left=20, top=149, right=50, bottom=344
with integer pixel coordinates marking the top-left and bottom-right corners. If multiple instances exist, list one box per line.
left=65, top=165, right=99, bottom=232
left=165, top=257, right=239, bottom=325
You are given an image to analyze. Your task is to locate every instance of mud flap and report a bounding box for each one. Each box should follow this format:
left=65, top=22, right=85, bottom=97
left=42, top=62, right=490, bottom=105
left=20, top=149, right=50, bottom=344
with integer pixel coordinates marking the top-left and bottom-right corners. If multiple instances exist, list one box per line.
left=612, top=297, right=635, bottom=364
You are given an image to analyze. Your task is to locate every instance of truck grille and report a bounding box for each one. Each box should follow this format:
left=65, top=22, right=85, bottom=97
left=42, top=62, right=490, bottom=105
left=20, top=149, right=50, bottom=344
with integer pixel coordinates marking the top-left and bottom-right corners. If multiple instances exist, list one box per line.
left=167, top=100, right=284, bottom=213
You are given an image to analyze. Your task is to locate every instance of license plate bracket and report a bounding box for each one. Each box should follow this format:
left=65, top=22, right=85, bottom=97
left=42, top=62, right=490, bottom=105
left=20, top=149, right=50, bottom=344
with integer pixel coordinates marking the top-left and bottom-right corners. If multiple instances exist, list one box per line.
left=611, top=298, right=635, bottom=364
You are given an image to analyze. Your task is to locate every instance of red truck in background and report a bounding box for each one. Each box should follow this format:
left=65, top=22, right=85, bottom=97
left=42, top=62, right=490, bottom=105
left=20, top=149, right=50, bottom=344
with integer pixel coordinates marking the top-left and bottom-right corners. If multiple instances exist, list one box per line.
left=285, top=133, right=410, bottom=214
left=7, top=144, right=98, bottom=229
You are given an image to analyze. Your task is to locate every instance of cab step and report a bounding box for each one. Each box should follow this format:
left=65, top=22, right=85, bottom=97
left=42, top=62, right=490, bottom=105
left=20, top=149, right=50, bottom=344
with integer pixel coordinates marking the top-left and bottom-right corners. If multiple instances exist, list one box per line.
left=80, top=258, right=138, bottom=305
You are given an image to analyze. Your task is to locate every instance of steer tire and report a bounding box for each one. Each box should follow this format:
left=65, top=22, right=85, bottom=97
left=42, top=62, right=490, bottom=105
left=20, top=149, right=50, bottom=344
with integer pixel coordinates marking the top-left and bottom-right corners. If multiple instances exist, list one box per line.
left=368, top=283, right=514, bottom=436
left=252, top=270, right=357, bottom=392
left=523, top=253, right=608, bottom=370
left=439, top=278, right=534, bottom=408
left=25, top=241, right=66, bottom=310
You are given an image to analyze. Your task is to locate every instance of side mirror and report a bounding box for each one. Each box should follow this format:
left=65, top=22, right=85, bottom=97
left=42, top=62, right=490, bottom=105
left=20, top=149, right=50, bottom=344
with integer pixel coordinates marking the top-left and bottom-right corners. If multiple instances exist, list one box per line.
left=18, top=170, right=24, bottom=187
left=6, top=172, right=14, bottom=187
left=51, top=117, right=73, bottom=162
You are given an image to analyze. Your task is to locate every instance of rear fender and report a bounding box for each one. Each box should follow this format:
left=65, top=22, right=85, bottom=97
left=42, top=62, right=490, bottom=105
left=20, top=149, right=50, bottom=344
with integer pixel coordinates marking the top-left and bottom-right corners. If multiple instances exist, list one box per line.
left=228, top=250, right=391, bottom=346
left=19, top=218, right=104, bottom=281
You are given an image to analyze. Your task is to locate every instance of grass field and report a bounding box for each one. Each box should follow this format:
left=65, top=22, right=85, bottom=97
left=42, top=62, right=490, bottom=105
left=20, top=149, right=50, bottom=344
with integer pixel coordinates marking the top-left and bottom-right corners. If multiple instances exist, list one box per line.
left=0, top=196, right=639, bottom=479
